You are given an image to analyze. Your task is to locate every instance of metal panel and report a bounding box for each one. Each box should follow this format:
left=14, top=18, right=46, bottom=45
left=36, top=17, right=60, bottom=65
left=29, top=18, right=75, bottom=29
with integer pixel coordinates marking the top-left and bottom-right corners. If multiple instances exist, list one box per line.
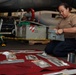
left=48, top=30, right=64, bottom=41
left=26, top=25, right=46, bottom=40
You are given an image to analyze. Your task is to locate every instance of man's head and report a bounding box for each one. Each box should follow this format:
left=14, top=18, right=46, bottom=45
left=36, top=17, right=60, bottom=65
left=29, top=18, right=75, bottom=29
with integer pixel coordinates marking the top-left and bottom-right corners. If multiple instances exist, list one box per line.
left=58, top=3, right=72, bottom=18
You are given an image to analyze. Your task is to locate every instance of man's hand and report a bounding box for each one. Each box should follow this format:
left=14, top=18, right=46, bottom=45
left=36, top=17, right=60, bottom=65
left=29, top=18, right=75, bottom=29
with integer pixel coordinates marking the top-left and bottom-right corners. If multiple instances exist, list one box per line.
left=55, top=29, right=63, bottom=34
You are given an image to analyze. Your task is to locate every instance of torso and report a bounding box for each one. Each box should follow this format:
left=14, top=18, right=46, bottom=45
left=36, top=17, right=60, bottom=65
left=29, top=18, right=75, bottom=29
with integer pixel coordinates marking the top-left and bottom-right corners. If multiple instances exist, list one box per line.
left=58, top=14, right=76, bottom=38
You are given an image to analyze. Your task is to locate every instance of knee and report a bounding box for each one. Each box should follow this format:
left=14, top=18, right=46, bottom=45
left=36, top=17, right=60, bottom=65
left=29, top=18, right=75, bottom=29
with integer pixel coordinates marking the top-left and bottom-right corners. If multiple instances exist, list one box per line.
left=53, top=50, right=67, bottom=57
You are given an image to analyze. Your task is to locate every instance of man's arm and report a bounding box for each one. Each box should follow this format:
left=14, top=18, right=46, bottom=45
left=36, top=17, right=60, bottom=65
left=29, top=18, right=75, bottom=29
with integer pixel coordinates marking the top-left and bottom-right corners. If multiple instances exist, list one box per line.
left=56, top=27, right=76, bottom=34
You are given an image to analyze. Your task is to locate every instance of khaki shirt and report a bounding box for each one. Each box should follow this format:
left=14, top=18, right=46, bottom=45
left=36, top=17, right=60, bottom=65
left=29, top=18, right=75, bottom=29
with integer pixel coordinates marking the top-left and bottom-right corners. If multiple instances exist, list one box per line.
left=57, top=14, right=76, bottom=38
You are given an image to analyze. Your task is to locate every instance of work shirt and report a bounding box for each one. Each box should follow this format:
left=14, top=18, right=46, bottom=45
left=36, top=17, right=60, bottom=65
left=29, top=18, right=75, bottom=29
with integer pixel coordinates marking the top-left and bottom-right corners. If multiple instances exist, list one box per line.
left=57, top=14, right=76, bottom=38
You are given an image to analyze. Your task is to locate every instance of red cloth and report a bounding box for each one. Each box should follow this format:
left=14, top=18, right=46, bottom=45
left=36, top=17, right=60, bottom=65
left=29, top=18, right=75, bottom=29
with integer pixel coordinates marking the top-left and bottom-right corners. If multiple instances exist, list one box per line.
left=0, top=52, right=76, bottom=75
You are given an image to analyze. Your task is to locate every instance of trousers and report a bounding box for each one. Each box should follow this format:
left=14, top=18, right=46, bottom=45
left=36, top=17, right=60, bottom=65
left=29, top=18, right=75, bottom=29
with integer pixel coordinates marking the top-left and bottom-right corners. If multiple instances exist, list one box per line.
left=44, top=38, right=76, bottom=57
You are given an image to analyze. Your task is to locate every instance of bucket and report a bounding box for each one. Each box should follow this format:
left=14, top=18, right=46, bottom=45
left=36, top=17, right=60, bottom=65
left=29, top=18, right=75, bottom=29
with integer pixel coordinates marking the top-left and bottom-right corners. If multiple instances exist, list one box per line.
left=67, top=53, right=75, bottom=63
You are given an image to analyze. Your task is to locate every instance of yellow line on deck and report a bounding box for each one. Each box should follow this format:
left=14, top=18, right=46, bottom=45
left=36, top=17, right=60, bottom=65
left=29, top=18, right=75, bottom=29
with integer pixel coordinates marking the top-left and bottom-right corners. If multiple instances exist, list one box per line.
left=3, top=37, right=50, bottom=41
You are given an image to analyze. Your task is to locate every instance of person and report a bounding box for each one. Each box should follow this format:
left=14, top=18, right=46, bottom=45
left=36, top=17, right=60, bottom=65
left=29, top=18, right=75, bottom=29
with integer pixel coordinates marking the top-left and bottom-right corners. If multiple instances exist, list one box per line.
left=45, top=3, right=76, bottom=57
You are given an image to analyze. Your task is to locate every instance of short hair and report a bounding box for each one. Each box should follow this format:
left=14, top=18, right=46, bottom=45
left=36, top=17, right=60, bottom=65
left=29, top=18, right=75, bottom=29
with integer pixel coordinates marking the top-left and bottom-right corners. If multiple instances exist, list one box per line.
left=57, top=3, right=72, bottom=12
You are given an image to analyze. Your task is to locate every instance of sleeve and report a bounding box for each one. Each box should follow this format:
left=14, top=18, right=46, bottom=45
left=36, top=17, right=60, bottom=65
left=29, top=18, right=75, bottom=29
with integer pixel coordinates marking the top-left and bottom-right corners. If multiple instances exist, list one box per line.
left=71, top=15, right=76, bottom=27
